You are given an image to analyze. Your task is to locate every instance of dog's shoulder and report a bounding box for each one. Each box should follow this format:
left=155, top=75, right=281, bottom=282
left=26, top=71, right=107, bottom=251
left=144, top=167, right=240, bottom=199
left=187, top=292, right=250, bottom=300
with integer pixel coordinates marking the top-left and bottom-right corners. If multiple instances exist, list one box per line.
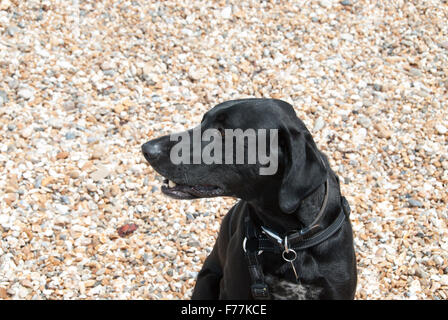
left=225, top=200, right=248, bottom=240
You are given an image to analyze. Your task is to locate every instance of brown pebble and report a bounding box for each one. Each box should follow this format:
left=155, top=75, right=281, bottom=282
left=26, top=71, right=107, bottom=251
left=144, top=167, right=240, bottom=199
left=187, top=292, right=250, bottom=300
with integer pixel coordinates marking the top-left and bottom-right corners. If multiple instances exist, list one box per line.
left=86, top=184, right=97, bottom=192
left=41, top=176, right=53, bottom=187
left=23, top=228, right=33, bottom=241
left=56, top=151, right=69, bottom=160
left=0, top=287, right=8, bottom=299
left=84, top=280, right=96, bottom=288
left=110, top=185, right=120, bottom=197
left=4, top=193, right=16, bottom=206
left=5, top=186, right=16, bottom=193
left=113, top=104, right=125, bottom=114
left=117, top=223, right=138, bottom=237
left=81, top=161, right=93, bottom=171
left=91, top=146, right=105, bottom=160
left=375, top=248, right=385, bottom=257
left=21, top=279, right=33, bottom=289
left=69, top=170, right=80, bottom=179
left=374, top=123, right=392, bottom=139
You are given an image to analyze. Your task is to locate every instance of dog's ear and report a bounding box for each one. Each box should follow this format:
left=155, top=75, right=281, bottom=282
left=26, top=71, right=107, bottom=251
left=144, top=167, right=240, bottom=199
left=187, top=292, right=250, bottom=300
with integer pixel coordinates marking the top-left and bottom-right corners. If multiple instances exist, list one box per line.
left=278, top=128, right=327, bottom=214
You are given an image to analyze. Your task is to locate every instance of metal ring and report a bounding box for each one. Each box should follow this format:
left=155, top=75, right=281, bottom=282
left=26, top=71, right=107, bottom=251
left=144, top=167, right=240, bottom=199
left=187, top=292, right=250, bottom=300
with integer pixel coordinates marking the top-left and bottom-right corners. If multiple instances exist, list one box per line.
left=282, top=249, right=297, bottom=262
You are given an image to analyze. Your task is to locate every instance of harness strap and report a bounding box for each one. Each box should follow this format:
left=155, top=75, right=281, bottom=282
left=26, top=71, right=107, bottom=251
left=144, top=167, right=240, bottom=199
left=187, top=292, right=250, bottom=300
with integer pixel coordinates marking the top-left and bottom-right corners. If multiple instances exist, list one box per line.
left=244, top=216, right=270, bottom=300
left=243, top=195, right=351, bottom=300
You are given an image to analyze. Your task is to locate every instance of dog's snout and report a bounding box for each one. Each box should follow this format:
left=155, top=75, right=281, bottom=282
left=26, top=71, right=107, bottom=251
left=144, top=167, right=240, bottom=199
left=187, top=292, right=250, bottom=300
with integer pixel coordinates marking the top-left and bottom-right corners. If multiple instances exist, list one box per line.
left=142, top=141, right=163, bottom=162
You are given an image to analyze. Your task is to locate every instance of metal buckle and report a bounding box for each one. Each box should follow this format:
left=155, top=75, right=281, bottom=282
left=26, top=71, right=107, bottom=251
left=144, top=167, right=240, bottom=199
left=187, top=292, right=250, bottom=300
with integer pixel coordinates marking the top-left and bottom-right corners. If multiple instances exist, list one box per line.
left=251, top=283, right=270, bottom=299
left=282, top=248, right=297, bottom=262
left=282, top=236, right=297, bottom=261
left=242, top=237, right=263, bottom=255
left=260, top=226, right=283, bottom=245
left=282, top=236, right=299, bottom=280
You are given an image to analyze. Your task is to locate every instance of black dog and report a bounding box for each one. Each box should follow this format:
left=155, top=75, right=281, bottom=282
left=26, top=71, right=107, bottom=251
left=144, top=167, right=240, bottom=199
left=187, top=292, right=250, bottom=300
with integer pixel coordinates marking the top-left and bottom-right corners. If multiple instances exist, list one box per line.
left=142, top=99, right=357, bottom=299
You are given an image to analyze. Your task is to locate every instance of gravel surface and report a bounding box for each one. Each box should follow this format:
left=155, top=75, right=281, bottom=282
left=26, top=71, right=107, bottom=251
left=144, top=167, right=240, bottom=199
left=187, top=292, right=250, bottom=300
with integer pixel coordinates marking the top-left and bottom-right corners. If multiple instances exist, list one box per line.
left=0, top=0, right=447, bottom=300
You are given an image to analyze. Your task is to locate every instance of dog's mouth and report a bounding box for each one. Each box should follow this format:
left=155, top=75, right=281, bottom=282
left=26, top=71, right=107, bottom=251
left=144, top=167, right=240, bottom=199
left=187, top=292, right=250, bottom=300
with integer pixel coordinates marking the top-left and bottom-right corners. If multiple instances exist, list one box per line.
left=160, top=178, right=225, bottom=199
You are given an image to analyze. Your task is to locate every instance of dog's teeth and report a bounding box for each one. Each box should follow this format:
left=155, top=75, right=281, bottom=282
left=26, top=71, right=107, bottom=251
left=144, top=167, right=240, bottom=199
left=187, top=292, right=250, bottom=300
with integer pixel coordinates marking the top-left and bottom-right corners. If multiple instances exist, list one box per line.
left=168, top=180, right=176, bottom=188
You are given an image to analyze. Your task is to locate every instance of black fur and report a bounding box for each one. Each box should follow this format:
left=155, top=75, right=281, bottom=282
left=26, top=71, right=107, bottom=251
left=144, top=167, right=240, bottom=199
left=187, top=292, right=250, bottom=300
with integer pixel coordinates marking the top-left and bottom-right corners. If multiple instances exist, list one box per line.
left=142, top=98, right=357, bottom=299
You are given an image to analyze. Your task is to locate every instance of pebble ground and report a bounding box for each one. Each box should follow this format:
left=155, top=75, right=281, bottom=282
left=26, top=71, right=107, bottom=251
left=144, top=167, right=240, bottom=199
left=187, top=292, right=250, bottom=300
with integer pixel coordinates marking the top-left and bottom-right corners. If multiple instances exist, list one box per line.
left=0, top=0, right=447, bottom=299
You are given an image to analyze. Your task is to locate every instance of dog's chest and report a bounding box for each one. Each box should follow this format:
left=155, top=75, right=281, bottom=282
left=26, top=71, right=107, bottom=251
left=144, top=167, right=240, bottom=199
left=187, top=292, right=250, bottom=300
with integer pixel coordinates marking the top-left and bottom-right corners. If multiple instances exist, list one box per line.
left=265, top=274, right=321, bottom=300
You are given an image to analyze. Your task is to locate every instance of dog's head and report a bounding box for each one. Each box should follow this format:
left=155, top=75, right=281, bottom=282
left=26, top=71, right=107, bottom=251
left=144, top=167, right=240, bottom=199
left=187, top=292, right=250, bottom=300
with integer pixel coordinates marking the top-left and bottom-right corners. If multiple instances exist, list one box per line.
left=142, top=99, right=327, bottom=213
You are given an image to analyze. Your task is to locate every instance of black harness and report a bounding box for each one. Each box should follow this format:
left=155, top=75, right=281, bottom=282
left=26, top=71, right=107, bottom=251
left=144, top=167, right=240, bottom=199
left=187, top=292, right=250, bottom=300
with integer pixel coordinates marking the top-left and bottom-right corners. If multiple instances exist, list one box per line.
left=242, top=181, right=351, bottom=300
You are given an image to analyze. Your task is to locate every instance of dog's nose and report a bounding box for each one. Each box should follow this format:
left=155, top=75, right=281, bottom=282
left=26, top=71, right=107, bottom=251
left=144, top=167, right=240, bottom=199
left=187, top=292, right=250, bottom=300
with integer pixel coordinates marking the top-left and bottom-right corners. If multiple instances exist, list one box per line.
left=142, top=141, right=162, bottom=162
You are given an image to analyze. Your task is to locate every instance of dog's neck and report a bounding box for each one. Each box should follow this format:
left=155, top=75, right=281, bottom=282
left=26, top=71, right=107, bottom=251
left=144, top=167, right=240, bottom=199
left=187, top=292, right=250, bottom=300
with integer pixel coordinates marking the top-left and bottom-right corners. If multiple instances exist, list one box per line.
left=248, top=180, right=332, bottom=235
